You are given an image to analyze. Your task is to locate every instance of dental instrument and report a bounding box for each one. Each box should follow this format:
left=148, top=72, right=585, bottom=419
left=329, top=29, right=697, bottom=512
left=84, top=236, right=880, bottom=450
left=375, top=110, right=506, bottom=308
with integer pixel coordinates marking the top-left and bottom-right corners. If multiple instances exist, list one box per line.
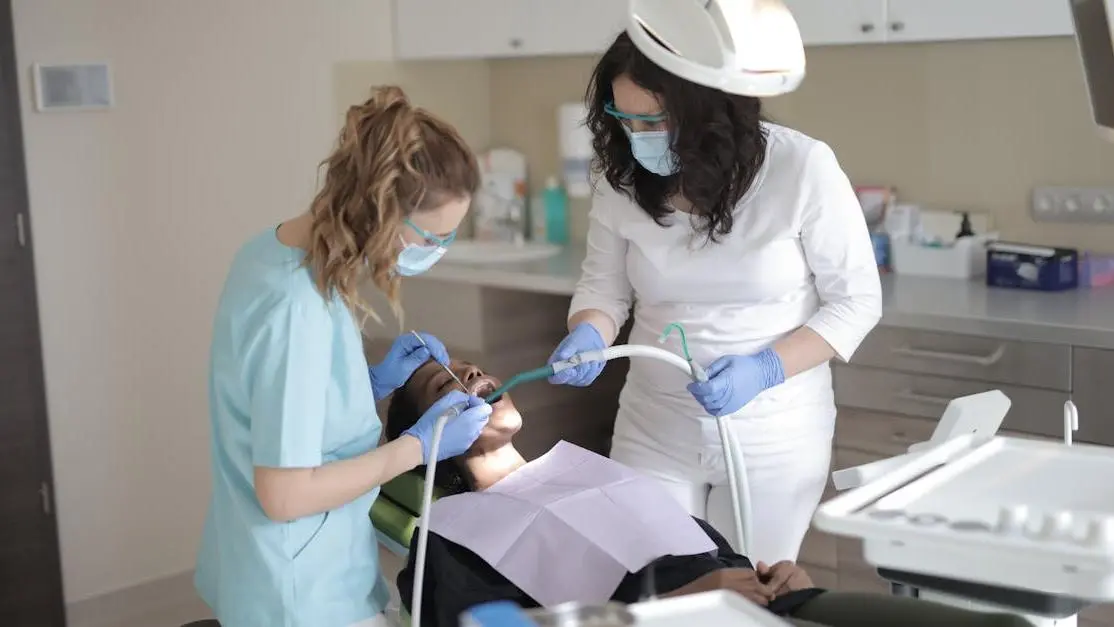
left=411, top=330, right=468, bottom=393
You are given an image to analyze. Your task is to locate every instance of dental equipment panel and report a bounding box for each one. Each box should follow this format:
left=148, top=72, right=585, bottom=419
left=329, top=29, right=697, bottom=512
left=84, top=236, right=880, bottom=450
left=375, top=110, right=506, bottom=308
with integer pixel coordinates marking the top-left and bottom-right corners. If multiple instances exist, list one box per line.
left=816, top=389, right=1114, bottom=621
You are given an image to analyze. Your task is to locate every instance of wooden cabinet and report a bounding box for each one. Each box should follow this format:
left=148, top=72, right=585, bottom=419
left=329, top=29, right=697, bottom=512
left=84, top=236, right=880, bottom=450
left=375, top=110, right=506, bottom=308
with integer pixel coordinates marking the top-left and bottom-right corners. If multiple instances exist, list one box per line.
left=786, top=0, right=1072, bottom=46
left=393, top=0, right=626, bottom=60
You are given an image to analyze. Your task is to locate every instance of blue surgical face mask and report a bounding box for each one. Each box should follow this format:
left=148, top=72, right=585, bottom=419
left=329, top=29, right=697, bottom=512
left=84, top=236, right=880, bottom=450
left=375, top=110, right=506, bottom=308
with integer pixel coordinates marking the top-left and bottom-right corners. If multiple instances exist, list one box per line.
left=395, top=219, right=454, bottom=277
left=625, top=127, right=679, bottom=176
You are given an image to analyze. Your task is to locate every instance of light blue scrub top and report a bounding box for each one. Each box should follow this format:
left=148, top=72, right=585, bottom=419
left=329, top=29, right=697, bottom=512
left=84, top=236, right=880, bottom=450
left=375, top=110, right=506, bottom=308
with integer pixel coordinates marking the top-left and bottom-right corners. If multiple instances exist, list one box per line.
left=195, top=229, right=390, bottom=627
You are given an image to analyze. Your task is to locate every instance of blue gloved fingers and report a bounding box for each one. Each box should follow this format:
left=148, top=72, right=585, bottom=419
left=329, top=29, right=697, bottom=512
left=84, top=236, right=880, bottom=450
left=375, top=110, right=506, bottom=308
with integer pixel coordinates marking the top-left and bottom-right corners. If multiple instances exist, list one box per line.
left=432, top=396, right=492, bottom=461
left=404, top=390, right=492, bottom=463
left=414, top=332, right=451, bottom=366
left=704, top=355, right=735, bottom=379
left=426, top=389, right=471, bottom=416
left=547, top=323, right=606, bottom=386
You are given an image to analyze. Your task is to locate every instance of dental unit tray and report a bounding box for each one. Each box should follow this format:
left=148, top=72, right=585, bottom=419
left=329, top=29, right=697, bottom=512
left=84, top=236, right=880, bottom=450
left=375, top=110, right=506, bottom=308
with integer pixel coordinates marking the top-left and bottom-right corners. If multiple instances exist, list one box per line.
left=814, top=433, right=1114, bottom=603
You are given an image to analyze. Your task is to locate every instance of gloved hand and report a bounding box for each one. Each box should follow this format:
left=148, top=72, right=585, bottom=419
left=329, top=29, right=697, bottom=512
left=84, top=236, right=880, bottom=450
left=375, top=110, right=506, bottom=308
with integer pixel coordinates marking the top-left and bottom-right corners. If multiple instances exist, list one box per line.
left=369, top=332, right=450, bottom=401
left=687, top=348, right=786, bottom=417
left=403, top=390, right=492, bottom=463
left=547, top=323, right=606, bottom=386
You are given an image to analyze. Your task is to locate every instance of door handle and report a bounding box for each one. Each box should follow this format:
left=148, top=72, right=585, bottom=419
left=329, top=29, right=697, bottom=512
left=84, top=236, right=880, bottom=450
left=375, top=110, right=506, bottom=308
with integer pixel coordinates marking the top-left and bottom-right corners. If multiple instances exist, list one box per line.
left=895, top=389, right=952, bottom=406
left=891, top=344, right=1006, bottom=367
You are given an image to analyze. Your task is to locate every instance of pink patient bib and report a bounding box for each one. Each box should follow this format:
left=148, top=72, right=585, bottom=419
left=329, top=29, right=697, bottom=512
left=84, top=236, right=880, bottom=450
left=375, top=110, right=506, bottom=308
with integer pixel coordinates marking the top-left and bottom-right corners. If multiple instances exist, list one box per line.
left=427, top=441, right=716, bottom=607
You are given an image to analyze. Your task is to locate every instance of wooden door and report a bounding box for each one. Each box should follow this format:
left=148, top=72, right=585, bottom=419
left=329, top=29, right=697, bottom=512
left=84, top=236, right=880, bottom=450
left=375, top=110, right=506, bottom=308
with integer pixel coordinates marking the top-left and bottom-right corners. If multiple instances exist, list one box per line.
left=0, top=1, right=66, bottom=624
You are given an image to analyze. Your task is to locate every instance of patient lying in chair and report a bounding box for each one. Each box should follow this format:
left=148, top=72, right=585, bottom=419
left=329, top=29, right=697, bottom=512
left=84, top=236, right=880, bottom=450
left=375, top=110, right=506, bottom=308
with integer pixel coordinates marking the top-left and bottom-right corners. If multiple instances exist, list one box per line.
left=385, top=359, right=1028, bottom=627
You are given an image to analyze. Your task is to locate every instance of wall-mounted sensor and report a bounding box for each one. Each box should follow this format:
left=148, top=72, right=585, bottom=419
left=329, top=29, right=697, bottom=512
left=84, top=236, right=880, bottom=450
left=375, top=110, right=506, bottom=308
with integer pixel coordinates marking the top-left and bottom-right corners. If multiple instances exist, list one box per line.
left=32, top=62, right=113, bottom=112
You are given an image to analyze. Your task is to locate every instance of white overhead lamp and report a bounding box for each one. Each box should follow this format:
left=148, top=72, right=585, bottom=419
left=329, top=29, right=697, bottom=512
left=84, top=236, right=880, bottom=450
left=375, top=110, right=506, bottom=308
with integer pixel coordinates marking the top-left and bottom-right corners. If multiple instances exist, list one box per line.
left=627, top=0, right=806, bottom=97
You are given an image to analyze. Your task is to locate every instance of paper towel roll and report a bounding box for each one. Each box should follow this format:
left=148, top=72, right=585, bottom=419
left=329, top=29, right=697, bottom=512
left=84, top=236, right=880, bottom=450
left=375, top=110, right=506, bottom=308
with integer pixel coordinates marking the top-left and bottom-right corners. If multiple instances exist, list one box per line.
left=558, top=102, right=593, bottom=198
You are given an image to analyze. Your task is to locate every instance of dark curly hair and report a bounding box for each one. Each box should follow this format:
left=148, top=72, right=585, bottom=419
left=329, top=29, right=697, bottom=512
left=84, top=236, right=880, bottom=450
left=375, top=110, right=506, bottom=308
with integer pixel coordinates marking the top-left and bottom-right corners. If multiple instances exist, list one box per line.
left=585, top=32, right=768, bottom=242
left=385, top=388, right=471, bottom=495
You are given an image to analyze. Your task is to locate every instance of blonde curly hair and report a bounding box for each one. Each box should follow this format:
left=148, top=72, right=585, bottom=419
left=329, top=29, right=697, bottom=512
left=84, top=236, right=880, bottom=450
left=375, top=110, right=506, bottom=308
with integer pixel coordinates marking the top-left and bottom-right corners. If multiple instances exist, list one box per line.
left=304, top=86, right=480, bottom=324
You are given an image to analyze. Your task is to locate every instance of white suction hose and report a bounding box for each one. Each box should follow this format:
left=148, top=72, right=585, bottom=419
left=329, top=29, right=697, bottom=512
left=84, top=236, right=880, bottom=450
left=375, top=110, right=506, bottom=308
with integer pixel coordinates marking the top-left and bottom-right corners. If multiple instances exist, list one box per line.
left=410, top=404, right=459, bottom=627
left=410, top=345, right=753, bottom=626
left=558, top=344, right=753, bottom=555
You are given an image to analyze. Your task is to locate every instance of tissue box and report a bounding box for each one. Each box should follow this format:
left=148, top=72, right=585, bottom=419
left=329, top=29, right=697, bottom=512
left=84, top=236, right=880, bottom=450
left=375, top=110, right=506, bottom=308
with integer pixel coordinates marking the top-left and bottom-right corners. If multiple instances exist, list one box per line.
left=891, top=235, right=991, bottom=279
left=986, top=242, right=1078, bottom=291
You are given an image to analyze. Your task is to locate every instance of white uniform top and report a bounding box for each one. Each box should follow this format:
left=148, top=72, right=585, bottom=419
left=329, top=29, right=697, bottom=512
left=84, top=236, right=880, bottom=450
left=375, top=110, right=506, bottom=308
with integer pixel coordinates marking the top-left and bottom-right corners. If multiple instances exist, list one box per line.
left=570, top=123, right=883, bottom=447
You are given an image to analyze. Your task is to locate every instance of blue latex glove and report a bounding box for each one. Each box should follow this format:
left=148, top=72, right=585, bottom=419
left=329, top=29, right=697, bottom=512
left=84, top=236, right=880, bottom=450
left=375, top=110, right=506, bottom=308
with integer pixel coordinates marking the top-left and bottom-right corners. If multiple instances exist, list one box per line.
left=403, top=390, right=492, bottom=463
left=369, top=332, right=450, bottom=401
left=547, top=323, right=606, bottom=386
left=687, top=348, right=786, bottom=417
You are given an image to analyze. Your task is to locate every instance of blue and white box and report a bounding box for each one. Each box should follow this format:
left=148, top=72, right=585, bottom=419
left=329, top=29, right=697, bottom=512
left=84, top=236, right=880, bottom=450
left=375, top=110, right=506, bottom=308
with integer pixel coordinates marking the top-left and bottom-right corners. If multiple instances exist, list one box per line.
left=986, top=242, right=1078, bottom=291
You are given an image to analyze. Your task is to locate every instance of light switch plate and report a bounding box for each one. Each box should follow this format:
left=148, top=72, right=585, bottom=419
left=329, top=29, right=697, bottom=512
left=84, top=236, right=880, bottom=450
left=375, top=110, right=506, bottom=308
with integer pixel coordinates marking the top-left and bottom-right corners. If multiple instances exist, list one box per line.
left=1030, top=186, right=1114, bottom=223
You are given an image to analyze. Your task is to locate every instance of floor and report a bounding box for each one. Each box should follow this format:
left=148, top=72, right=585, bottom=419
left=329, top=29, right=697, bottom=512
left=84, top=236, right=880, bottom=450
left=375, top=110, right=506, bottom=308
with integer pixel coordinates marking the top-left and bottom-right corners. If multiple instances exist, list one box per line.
left=80, top=547, right=408, bottom=627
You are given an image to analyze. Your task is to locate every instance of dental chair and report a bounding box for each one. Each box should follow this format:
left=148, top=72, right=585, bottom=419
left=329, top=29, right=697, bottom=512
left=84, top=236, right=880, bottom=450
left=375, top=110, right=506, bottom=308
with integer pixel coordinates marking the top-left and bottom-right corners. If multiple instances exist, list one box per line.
left=370, top=472, right=450, bottom=627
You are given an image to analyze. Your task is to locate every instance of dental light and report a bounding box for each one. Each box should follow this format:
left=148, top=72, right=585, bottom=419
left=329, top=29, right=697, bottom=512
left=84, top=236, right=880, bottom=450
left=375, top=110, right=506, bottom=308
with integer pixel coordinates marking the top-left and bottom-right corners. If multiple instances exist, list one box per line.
left=626, top=0, right=806, bottom=97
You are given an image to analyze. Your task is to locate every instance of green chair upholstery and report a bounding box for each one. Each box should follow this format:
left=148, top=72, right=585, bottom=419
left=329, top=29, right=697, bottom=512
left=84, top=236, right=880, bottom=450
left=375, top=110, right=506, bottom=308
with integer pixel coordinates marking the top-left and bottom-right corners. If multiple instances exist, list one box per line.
left=371, top=472, right=446, bottom=557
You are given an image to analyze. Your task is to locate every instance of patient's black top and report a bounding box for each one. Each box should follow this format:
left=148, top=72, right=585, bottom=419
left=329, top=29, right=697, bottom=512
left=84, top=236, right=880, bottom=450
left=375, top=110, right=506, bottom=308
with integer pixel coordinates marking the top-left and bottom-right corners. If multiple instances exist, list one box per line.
left=397, top=517, right=825, bottom=627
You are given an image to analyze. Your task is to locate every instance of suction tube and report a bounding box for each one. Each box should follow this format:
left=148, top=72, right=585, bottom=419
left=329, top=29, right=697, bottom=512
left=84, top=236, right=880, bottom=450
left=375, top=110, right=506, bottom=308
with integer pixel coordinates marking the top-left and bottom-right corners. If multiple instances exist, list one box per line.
left=411, top=344, right=753, bottom=625
left=411, top=403, right=462, bottom=627
left=553, top=343, right=750, bottom=555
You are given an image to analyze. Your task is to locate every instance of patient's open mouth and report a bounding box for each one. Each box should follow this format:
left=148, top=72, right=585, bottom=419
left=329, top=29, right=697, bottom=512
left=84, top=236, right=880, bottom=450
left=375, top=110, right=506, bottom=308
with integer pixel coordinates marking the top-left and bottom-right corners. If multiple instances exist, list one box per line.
left=468, top=376, right=502, bottom=402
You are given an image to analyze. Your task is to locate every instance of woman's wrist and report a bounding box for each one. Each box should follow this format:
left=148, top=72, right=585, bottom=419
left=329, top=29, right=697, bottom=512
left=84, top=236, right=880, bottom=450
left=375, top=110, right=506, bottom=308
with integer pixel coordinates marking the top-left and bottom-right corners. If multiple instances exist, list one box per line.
left=396, top=434, right=424, bottom=468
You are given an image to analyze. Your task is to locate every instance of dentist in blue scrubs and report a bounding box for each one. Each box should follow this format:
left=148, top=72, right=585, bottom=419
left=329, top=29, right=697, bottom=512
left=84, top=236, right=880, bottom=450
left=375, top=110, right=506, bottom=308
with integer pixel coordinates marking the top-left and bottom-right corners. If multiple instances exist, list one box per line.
left=194, top=86, right=492, bottom=627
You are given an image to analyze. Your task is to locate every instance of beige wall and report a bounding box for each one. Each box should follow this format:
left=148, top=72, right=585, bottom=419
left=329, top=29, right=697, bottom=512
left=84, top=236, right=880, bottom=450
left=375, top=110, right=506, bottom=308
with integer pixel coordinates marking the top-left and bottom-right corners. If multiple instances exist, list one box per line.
left=489, top=37, right=1114, bottom=251
left=11, top=0, right=397, bottom=603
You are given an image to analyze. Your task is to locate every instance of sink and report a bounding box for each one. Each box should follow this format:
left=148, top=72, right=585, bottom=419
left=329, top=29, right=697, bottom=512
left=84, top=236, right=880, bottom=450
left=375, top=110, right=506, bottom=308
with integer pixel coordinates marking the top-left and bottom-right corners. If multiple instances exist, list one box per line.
left=444, top=240, right=562, bottom=265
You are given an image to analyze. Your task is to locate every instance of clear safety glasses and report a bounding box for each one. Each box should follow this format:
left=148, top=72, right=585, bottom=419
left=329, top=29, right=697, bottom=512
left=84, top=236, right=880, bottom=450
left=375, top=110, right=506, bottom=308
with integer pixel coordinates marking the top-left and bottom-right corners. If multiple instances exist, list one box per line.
left=604, top=100, right=668, bottom=132
left=405, top=219, right=456, bottom=247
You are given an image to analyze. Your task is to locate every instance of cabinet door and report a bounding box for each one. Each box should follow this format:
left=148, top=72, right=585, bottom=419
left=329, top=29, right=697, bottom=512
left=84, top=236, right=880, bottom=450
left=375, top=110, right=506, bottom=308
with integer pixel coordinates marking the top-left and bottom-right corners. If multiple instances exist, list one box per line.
left=520, top=0, right=627, bottom=56
left=784, top=0, right=887, bottom=46
left=394, top=0, right=524, bottom=60
left=1072, top=347, right=1114, bottom=446
left=885, top=0, right=1074, bottom=43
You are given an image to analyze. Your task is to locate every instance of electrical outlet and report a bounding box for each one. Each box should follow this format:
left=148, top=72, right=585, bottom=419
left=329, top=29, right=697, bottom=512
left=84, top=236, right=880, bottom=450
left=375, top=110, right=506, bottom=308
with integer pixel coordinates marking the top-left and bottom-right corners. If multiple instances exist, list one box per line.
left=1031, top=186, right=1114, bottom=223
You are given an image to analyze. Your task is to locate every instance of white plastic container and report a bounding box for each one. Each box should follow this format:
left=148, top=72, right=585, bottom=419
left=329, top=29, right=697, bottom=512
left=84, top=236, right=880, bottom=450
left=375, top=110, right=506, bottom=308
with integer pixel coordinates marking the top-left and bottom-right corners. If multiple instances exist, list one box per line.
left=891, top=235, right=994, bottom=279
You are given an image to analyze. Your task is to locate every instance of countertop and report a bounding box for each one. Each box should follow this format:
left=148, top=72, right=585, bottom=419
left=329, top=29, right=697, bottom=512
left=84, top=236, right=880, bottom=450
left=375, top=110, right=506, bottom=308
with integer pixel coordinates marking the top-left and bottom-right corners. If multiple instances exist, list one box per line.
left=418, top=247, right=1114, bottom=350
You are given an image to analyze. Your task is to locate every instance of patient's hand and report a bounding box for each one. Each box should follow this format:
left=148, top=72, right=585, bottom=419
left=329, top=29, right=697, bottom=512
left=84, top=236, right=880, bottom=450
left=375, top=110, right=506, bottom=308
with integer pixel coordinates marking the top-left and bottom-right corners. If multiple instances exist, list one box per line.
left=757, top=561, right=813, bottom=595
left=662, top=569, right=775, bottom=606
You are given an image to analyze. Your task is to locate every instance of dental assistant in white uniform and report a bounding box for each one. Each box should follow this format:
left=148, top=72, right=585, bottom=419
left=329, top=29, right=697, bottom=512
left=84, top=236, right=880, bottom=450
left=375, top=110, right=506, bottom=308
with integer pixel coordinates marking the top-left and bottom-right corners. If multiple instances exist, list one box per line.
left=195, top=87, right=493, bottom=627
left=548, top=33, right=882, bottom=565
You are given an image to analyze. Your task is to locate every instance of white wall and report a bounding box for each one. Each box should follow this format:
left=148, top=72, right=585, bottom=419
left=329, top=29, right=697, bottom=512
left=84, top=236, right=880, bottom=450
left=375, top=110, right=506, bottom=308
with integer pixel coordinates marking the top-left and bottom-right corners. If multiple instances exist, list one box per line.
left=12, top=0, right=394, bottom=603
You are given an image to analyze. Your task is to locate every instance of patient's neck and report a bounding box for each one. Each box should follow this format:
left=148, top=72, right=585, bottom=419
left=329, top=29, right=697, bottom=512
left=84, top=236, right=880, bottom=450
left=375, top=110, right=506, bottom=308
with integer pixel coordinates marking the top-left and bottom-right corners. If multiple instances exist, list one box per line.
left=463, top=444, right=527, bottom=491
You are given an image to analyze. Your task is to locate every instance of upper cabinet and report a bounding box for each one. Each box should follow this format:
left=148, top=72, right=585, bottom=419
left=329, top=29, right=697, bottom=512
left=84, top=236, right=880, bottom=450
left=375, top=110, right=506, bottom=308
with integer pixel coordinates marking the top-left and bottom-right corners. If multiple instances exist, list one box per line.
left=393, top=0, right=628, bottom=61
left=884, top=0, right=1073, bottom=43
left=394, top=0, right=1076, bottom=61
left=785, top=0, right=1073, bottom=46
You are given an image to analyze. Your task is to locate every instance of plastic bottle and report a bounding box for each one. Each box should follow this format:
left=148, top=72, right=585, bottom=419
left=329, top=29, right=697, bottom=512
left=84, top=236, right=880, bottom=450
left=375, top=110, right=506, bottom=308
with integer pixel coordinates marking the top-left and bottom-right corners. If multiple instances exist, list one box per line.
left=542, top=176, right=569, bottom=246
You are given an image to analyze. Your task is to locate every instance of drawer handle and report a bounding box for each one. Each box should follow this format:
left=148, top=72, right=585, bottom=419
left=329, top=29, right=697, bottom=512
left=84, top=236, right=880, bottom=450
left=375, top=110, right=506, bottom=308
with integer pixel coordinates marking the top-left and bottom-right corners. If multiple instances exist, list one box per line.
left=891, top=344, right=1006, bottom=367
left=895, top=389, right=952, bottom=406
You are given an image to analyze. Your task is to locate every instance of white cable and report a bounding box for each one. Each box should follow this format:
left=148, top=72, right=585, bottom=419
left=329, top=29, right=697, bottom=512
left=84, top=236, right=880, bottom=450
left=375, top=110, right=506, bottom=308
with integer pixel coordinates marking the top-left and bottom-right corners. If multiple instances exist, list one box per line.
left=410, top=405, right=457, bottom=627
left=410, top=345, right=753, bottom=625
left=555, top=344, right=753, bottom=556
